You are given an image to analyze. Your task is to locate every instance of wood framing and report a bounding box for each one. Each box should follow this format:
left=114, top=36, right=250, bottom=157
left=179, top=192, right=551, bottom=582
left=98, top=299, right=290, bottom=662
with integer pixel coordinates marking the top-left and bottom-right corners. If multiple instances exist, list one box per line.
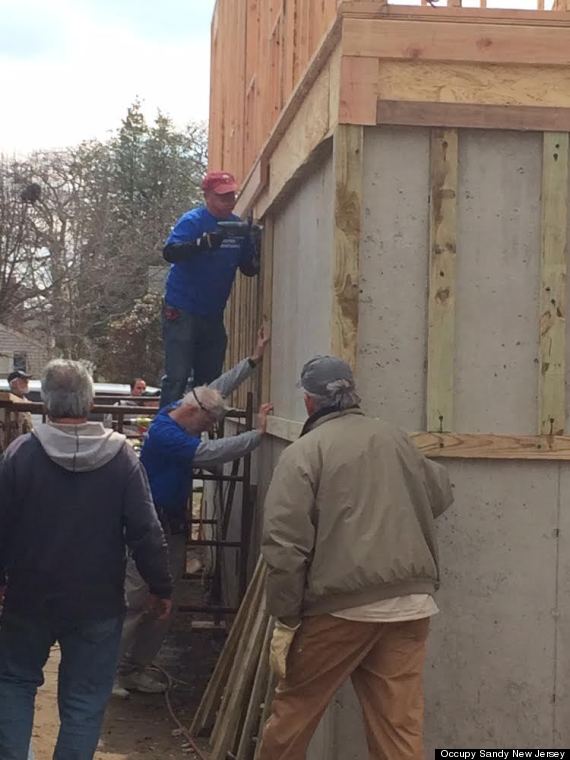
left=266, top=416, right=570, bottom=460
left=427, top=128, right=458, bottom=433
left=331, top=124, right=364, bottom=368
left=538, top=132, right=569, bottom=436
left=414, top=432, right=570, bottom=460
left=339, top=56, right=379, bottom=125
left=342, top=18, right=570, bottom=66
left=259, top=217, right=274, bottom=405
left=377, top=101, right=570, bottom=133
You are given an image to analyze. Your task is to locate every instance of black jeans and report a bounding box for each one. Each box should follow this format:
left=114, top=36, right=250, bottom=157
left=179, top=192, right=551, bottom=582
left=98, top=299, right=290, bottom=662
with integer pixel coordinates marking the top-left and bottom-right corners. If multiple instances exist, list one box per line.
left=160, top=305, right=227, bottom=408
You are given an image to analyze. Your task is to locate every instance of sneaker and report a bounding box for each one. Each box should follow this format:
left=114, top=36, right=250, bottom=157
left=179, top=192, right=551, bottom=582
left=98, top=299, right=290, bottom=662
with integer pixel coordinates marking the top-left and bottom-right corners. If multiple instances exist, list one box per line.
left=111, top=681, right=130, bottom=699
left=119, top=670, right=167, bottom=694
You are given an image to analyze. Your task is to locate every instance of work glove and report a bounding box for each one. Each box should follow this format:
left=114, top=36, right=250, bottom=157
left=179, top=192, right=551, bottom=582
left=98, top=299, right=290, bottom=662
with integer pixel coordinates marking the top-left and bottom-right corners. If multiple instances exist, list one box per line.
left=196, top=230, right=226, bottom=251
left=269, top=619, right=300, bottom=681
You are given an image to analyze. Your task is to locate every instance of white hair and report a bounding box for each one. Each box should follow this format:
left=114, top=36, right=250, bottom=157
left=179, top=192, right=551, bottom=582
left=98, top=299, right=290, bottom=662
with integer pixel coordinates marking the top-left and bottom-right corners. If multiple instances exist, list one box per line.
left=181, top=385, right=226, bottom=418
left=41, top=359, right=94, bottom=419
left=304, top=379, right=361, bottom=412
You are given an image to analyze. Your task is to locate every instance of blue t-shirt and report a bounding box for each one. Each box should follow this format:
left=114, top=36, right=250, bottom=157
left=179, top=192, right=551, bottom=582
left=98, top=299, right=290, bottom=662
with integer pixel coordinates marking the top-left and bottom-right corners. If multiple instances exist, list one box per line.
left=165, top=206, right=255, bottom=316
left=140, top=405, right=201, bottom=517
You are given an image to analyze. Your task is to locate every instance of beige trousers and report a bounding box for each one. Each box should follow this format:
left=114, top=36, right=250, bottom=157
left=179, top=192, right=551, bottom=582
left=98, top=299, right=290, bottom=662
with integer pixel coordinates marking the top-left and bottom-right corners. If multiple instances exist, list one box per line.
left=258, top=614, right=430, bottom=760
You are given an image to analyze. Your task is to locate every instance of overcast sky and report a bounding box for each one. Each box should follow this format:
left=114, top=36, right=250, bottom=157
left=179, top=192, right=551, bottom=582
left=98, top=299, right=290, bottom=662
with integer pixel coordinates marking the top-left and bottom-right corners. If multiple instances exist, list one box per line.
left=0, top=0, right=216, bottom=155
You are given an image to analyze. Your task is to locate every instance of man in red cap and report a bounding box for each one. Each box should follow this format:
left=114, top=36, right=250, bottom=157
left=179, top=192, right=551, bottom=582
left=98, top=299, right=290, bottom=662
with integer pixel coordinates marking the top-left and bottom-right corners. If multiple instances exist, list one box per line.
left=160, top=171, right=260, bottom=408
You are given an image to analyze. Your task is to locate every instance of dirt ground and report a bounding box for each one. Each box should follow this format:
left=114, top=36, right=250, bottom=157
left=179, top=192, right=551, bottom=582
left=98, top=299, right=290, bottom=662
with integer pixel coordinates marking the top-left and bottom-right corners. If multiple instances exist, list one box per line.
left=31, top=583, right=223, bottom=760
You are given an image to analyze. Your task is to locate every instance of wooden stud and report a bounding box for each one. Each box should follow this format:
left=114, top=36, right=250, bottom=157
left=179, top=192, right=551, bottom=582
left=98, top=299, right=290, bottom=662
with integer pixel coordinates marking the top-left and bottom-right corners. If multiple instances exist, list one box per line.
left=190, top=558, right=266, bottom=737
left=538, top=132, right=569, bottom=436
left=236, top=617, right=274, bottom=760
left=331, top=125, right=363, bottom=368
left=426, top=128, right=458, bottom=433
left=209, top=564, right=266, bottom=748
left=252, top=670, right=277, bottom=760
left=210, top=595, right=269, bottom=757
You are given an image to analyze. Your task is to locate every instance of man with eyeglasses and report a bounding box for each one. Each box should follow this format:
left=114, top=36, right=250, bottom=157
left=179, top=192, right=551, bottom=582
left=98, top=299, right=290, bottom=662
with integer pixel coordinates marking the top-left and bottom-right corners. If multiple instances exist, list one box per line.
left=114, top=327, right=272, bottom=695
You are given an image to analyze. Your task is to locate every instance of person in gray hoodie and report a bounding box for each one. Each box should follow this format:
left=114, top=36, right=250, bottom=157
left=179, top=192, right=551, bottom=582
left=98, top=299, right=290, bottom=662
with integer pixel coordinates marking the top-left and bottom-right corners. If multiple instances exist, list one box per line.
left=0, top=359, right=172, bottom=760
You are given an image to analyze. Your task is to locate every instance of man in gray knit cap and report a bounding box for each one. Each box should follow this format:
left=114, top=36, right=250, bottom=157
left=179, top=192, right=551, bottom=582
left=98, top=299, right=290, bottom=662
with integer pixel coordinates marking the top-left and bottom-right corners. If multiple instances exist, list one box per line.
left=259, top=355, right=453, bottom=760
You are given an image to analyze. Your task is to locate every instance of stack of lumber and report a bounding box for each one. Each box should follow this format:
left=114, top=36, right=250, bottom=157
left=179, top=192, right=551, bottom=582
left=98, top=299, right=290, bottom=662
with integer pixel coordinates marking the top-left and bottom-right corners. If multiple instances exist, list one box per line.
left=190, top=559, right=276, bottom=760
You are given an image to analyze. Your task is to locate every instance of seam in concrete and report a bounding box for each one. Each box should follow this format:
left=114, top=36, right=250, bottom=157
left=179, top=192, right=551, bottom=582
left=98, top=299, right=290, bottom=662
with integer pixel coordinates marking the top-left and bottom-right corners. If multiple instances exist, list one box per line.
left=553, top=463, right=562, bottom=743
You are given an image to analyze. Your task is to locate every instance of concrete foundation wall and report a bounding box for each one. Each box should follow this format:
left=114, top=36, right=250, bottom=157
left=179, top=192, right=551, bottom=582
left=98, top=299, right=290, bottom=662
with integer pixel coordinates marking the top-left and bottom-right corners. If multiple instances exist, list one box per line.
left=247, top=124, right=569, bottom=756
left=270, top=151, right=334, bottom=422
left=358, top=126, right=430, bottom=431
left=455, top=130, right=542, bottom=434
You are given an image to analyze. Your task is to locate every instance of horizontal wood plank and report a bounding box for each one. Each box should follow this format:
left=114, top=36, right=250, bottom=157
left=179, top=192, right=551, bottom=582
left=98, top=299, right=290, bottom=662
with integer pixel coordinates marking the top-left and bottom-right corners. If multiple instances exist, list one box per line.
left=343, top=18, right=570, bottom=66
left=266, top=416, right=570, bottom=460
left=377, top=100, right=570, bottom=132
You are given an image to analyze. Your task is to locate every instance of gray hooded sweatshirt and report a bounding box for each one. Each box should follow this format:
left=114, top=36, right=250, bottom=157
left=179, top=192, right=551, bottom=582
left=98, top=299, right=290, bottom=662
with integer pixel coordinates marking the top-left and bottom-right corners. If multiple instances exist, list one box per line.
left=0, top=421, right=172, bottom=621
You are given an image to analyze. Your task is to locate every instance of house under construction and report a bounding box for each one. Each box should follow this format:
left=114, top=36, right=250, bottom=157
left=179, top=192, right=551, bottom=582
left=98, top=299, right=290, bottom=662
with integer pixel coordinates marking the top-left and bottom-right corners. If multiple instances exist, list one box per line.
left=207, top=0, right=570, bottom=754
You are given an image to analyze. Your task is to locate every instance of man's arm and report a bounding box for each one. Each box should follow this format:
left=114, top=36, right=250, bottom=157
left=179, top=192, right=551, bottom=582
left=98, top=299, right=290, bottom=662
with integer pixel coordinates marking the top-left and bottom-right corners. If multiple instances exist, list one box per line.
left=208, top=326, right=270, bottom=398
left=194, top=402, right=272, bottom=468
left=162, top=211, right=226, bottom=263
left=422, top=457, right=454, bottom=518
left=238, top=231, right=260, bottom=277
left=261, top=444, right=317, bottom=624
left=208, top=358, right=256, bottom=398
left=194, top=430, right=262, bottom=468
left=122, top=458, right=173, bottom=600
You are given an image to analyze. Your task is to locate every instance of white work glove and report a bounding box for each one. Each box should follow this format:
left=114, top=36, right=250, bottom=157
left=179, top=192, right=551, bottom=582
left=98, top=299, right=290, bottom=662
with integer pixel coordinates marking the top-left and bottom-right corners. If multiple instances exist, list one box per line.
left=269, top=620, right=301, bottom=681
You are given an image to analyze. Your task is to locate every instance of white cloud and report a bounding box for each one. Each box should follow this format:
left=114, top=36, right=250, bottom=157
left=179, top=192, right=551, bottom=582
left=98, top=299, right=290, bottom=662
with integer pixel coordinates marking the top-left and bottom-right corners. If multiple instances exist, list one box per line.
left=0, top=0, right=213, bottom=154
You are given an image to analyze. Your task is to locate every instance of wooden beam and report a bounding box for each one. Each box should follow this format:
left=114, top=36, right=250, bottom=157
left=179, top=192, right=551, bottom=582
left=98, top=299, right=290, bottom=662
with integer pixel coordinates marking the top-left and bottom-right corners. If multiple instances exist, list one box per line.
left=265, top=416, right=570, bottom=460
left=377, top=100, right=570, bottom=133
left=339, top=56, right=379, bottom=125
left=538, top=132, right=569, bottom=436
left=266, top=415, right=303, bottom=441
left=427, top=128, right=458, bottom=433
left=342, top=18, right=570, bottom=66
left=331, top=125, right=363, bottom=368
left=377, top=63, right=570, bottom=111
left=413, top=432, right=570, bottom=460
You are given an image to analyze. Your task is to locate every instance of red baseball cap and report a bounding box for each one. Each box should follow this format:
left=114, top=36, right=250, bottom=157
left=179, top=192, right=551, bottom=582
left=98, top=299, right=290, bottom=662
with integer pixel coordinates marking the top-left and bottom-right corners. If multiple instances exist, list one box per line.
left=202, top=171, right=238, bottom=195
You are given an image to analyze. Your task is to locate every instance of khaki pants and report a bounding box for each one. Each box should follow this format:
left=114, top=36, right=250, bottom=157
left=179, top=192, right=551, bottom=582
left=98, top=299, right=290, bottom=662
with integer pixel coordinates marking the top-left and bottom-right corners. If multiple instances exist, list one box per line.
left=259, top=614, right=430, bottom=760
left=119, top=531, right=186, bottom=673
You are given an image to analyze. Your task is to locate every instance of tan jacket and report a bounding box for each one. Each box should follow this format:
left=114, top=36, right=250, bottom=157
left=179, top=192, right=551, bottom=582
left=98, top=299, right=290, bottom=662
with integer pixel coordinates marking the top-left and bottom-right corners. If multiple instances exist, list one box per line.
left=261, top=408, right=453, bottom=621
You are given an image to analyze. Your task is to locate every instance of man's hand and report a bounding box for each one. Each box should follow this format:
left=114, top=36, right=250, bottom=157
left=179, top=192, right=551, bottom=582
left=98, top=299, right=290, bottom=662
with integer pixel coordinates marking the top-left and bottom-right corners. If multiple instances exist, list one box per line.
left=269, top=620, right=300, bottom=681
left=251, top=324, right=271, bottom=363
left=145, top=594, right=172, bottom=620
left=197, top=230, right=226, bottom=250
left=256, top=403, right=274, bottom=434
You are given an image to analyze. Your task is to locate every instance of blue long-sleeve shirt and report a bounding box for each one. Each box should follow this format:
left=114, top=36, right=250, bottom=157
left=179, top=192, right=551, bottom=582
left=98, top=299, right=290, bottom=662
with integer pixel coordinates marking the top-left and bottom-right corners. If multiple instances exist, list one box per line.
left=140, top=359, right=262, bottom=516
left=164, top=206, right=257, bottom=316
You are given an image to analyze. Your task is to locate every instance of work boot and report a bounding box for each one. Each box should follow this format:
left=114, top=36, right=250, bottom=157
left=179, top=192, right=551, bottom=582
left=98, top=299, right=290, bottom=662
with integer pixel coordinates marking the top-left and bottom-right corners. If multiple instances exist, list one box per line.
left=119, top=669, right=167, bottom=694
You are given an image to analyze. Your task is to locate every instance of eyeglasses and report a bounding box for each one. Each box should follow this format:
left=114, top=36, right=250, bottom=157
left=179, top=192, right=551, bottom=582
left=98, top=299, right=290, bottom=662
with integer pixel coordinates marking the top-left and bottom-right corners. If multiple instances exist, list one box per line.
left=192, top=387, right=219, bottom=420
